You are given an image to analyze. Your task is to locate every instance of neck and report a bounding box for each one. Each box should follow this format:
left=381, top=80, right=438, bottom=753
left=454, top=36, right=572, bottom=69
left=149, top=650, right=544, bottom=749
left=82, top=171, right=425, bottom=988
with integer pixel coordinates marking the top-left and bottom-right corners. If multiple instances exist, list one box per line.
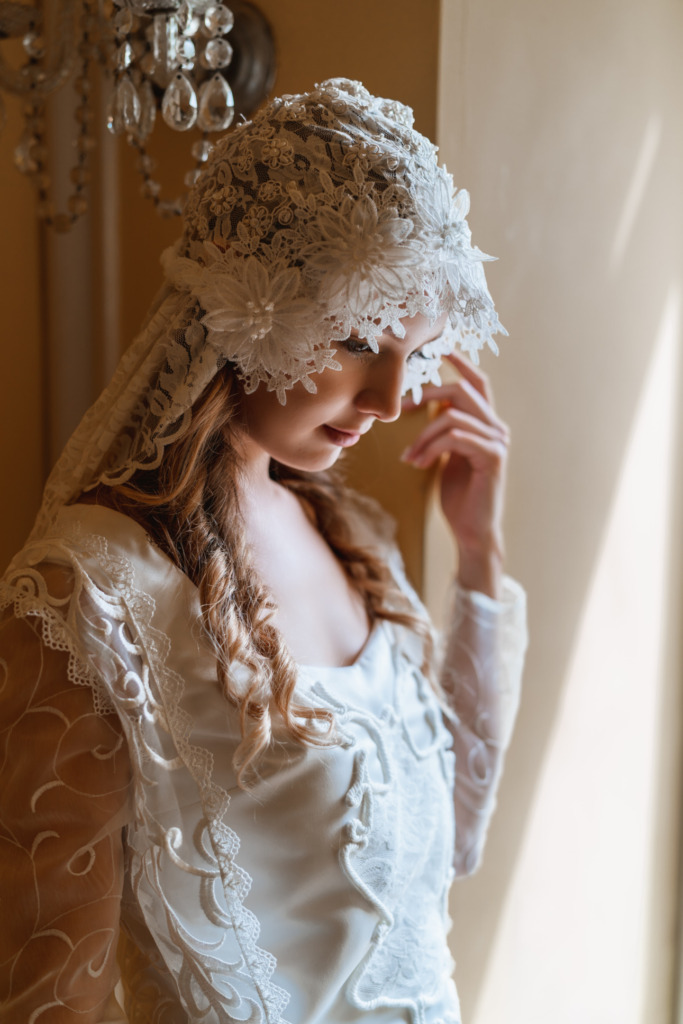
left=233, top=428, right=282, bottom=513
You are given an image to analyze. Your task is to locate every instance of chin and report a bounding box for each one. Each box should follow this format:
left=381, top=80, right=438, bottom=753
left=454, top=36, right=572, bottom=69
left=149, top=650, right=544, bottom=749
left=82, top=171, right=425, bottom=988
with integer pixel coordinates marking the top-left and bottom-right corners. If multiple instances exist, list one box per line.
left=274, top=446, right=343, bottom=474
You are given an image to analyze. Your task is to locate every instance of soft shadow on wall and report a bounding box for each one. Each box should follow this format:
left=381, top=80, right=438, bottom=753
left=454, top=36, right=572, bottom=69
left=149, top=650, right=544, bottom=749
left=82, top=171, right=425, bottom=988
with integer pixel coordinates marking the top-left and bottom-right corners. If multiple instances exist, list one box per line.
left=434, top=2, right=683, bottom=1023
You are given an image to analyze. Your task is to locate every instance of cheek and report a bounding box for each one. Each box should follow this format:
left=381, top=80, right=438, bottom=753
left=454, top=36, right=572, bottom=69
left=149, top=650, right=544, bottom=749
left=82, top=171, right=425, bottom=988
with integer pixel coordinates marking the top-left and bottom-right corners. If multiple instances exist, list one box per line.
left=236, top=366, right=355, bottom=441
left=238, top=392, right=324, bottom=450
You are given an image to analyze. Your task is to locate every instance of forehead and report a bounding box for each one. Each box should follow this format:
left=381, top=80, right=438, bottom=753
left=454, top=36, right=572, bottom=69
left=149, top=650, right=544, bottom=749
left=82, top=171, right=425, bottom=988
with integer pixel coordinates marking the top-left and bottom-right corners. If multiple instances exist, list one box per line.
left=379, top=310, right=450, bottom=349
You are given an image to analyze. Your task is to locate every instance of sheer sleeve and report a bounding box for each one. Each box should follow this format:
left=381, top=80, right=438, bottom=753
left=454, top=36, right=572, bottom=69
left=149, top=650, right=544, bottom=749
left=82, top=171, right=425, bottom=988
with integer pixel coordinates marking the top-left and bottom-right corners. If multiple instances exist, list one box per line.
left=440, top=577, right=527, bottom=877
left=0, top=593, right=132, bottom=1022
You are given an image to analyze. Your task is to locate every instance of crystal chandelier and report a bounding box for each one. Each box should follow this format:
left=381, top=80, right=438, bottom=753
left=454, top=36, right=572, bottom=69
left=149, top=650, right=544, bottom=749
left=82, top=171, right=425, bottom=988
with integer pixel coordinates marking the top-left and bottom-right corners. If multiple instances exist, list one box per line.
left=0, top=0, right=275, bottom=231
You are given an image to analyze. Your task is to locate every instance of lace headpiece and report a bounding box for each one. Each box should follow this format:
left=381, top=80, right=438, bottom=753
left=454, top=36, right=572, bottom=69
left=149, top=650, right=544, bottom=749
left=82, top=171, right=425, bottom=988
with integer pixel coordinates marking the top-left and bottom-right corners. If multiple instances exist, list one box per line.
left=164, top=77, right=504, bottom=403
left=25, top=78, right=505, bottom=544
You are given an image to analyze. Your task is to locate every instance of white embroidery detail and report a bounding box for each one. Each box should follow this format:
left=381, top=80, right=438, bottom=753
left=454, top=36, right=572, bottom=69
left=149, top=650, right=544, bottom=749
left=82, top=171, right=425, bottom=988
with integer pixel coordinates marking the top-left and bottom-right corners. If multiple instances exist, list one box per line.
left=1, top=522, right=291, bottom=1024
left=309, top=653, right=458, bottom=1024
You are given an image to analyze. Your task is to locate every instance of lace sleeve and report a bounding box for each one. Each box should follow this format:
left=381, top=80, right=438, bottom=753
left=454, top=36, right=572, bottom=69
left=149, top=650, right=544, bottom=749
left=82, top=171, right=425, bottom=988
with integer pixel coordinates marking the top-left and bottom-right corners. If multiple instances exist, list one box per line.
left=440, top=577, right=527, bottom=877
left=0, top=601, right=132, bottom=1022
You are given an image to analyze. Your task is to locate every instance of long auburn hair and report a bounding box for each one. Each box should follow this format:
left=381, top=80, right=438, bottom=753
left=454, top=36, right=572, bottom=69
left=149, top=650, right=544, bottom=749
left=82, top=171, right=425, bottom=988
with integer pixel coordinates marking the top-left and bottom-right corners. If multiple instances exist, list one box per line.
left=92, top=364, right=436, bottom=784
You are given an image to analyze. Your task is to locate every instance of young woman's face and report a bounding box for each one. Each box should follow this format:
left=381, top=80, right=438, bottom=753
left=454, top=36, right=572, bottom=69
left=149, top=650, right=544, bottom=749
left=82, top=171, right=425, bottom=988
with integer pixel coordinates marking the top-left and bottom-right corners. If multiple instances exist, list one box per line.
left=236, top=311, right=449, bottom=472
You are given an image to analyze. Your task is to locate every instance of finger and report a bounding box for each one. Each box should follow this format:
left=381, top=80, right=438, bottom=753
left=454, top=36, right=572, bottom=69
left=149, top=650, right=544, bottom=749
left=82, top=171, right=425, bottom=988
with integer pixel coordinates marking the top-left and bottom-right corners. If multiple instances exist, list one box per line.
left=411, top=380, right=509, bottom=437
left=444, top=351, right=494, bottom=404
left=402, top=408, right=507, bottom=462
left=406, top=430, right=508, bottom=472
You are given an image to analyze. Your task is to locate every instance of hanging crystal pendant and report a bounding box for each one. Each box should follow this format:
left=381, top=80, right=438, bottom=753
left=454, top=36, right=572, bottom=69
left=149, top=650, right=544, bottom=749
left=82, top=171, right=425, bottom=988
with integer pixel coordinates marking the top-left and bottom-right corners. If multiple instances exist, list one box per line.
left=139, top=50, right=156, bottom=76
left=116, top=41, right=134, bottom=71
left=176, top=36, right=196, bottom=68
left=22, top=32, right=46, bottom=59
left=157, top=198, right=185, bottom=218
left=14, top=133, right=40, bottom=174
left=153, top=13, right=179, bottom=84
left=197, top=74, right=234, bottom=132
left=203, top=4, right=234, bottom=36
left=114, top=8, right=134, bottom=37
left=138, top=80, right=157, bottom=139
left=161, top=71, right=198, bottom=131
left=107, top=74, right=141, bottom=135
left=176, top=2, right=200, bottom=37
left=191, top=138, right=213, bottom=162
left=202, top=37, right=232, bottom=69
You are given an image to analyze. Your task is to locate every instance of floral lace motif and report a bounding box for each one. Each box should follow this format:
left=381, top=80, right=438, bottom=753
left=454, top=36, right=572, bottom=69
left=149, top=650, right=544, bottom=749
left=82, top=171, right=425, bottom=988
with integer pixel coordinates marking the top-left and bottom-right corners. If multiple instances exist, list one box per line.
left=167, top=77, right=504, bottom=404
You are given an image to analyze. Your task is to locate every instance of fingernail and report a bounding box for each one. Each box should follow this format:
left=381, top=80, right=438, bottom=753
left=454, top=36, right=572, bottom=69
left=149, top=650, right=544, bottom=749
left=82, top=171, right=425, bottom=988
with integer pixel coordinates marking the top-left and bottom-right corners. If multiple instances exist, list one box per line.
left=400, top=447, right=414, bottom=462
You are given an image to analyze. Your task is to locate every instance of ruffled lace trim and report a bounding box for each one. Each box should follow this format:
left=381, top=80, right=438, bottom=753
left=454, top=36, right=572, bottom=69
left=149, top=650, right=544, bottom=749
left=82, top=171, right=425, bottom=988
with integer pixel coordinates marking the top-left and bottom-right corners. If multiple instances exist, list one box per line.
left=1, top=557, right=116, bottom=718
left=308, top=642, right=458, bottom=1024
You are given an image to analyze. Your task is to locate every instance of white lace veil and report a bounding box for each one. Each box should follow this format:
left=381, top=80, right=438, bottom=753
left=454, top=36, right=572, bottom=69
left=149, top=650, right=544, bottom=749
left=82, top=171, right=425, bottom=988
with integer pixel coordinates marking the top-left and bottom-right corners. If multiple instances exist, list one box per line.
left=26, top=77, right=505, bottom=547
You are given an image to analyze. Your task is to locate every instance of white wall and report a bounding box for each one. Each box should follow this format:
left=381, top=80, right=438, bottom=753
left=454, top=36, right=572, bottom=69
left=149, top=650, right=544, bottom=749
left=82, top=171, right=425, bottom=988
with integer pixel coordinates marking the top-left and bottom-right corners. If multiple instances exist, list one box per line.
left=435, top=2, right=683, bottom=1021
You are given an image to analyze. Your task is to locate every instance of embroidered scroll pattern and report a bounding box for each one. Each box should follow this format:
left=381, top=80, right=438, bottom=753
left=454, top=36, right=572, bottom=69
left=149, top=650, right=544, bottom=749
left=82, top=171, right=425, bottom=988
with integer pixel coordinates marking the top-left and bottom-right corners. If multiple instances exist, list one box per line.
left=0, top=525, right=290, bottom=1024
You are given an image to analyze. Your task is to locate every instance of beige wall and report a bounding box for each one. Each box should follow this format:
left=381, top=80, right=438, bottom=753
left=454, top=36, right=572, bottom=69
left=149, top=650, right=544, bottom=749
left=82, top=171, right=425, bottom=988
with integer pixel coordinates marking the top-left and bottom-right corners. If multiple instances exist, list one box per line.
left=435, top=1, right=683, bottom=1021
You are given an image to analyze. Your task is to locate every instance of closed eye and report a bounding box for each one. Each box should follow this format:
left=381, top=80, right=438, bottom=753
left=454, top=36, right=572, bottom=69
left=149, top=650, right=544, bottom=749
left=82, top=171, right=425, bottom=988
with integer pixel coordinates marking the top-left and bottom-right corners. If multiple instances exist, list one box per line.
left=339, top=337, right=377, bottom=362
left=341, top=335, right=440, bottom=363
left=342, top=337, right=374, bottom=355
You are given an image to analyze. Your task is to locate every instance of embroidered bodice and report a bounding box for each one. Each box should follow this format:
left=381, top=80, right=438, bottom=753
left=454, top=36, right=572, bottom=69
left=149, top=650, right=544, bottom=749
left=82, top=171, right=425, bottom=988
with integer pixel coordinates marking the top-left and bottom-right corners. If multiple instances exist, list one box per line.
left=0, top=504, right=526, bottom=1023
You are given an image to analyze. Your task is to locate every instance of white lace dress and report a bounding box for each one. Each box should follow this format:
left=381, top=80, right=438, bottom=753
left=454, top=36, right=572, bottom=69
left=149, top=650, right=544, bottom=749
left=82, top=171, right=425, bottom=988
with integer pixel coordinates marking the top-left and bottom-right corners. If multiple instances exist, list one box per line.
left=0, top=503, right=527, bottom=1024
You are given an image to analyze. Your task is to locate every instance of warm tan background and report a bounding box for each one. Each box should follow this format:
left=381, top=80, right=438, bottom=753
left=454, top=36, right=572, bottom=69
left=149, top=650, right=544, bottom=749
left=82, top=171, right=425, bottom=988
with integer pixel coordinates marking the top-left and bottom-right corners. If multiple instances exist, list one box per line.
left=2, top=1, right=683, bottom=1021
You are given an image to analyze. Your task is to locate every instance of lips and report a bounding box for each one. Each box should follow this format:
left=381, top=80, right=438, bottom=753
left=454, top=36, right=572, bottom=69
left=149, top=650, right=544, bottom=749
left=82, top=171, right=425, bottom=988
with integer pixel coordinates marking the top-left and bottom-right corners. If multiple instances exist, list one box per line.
left=323, top=425, right=364, bottom=447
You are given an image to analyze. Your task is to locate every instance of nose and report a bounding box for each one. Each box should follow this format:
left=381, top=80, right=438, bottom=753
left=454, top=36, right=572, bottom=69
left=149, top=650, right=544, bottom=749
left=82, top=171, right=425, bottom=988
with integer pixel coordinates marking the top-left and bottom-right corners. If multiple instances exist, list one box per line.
left=354, top=354, right=404, bottom=423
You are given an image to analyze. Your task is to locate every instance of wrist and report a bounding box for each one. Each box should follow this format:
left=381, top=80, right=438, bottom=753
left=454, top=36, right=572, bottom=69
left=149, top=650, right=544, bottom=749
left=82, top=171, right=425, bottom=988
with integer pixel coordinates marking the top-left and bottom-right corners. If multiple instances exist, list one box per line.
left=456, top=536, right=505, bottom=600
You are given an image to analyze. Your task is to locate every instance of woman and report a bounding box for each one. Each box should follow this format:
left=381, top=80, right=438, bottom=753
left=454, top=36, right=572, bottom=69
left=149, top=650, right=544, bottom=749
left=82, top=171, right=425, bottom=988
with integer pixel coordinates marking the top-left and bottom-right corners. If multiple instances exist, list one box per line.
left=0, top=79, right=527, bottom=1023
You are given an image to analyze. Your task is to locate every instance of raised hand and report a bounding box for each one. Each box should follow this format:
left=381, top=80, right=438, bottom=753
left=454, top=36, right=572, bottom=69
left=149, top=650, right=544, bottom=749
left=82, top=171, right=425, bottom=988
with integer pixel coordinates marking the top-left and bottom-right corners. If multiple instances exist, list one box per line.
left=401, top=352, right=509, bottom=598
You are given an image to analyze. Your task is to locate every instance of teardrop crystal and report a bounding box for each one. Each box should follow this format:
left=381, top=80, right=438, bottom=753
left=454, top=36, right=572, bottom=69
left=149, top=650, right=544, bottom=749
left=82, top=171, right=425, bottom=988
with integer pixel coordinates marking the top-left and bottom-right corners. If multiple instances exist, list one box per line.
left=107, top=74, right=141, bottom=135
left=161, top=71, right=197, bottom=131
left=197, top=74, right=234, bottom=132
